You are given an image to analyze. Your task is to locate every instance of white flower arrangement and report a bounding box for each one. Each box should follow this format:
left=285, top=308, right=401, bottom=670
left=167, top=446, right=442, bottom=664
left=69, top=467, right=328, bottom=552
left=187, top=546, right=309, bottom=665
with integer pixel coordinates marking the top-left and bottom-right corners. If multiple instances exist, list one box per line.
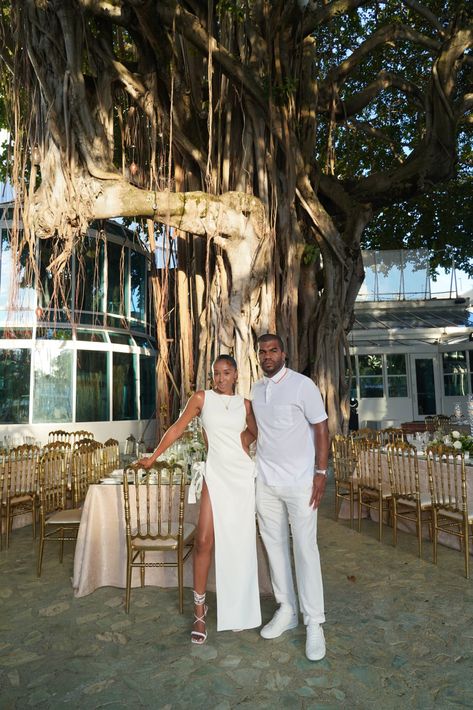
left=451, top=430, right=461, bottom=439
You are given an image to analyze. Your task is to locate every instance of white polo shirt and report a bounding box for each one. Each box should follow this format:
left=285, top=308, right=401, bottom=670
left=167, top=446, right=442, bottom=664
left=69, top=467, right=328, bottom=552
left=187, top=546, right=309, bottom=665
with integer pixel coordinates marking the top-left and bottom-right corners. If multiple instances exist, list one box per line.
left=251, top=367, right=328, bottom=486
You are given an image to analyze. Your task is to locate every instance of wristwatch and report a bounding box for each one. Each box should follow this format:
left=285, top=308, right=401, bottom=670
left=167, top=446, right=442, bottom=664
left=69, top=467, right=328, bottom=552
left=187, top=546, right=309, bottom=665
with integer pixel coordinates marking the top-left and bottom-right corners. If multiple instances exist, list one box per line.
left=315, top=468, right=327, bottom=476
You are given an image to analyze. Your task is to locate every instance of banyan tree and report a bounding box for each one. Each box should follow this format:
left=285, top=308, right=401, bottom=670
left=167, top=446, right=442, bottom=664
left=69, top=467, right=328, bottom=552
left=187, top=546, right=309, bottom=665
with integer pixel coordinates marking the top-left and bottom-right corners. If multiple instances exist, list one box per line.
left=0, top=0, right=471, bottom=434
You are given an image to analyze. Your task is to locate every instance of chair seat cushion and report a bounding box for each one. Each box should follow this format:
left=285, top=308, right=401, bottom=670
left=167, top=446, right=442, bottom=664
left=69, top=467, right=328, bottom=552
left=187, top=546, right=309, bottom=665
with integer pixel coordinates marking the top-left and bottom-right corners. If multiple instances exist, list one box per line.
left=6, top=494, right=34, bottom=506
left=46, top=508, right=82, bottom=525
left=131, top=522, right=196, bottom=549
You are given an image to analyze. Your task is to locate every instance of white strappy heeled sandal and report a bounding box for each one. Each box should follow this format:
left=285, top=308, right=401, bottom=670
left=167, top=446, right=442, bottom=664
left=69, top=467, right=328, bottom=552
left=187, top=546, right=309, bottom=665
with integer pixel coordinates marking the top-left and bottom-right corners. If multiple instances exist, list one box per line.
left=191, top=590, right=208, bottom=645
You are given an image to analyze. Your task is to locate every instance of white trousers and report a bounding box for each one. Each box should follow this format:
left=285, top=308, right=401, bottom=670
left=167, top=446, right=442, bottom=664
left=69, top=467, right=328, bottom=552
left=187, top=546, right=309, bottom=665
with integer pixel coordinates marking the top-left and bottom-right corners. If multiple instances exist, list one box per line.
left=256, top=480, right=325, bottom=625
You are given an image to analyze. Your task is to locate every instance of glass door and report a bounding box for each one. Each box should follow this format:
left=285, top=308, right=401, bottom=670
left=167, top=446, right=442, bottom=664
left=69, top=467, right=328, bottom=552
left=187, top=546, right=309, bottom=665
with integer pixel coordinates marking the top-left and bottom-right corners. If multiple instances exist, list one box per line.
left=412, top=357, right=438, bottom=418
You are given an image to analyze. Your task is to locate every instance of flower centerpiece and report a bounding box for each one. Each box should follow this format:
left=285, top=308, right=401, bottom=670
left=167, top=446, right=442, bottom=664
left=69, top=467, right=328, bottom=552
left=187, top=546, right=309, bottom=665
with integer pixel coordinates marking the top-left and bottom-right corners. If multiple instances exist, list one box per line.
left=434, top=430, right=473, bottom=458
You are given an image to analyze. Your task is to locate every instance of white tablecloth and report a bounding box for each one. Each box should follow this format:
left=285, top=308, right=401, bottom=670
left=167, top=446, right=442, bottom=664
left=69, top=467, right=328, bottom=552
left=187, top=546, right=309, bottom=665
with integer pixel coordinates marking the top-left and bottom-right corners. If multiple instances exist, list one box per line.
left=72, top=484, right=273, bottom=598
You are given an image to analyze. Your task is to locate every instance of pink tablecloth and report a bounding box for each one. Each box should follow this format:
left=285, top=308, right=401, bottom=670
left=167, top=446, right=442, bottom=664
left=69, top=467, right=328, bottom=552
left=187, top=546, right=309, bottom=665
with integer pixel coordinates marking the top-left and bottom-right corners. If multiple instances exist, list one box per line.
left=73, top=484, right=272, bottom=598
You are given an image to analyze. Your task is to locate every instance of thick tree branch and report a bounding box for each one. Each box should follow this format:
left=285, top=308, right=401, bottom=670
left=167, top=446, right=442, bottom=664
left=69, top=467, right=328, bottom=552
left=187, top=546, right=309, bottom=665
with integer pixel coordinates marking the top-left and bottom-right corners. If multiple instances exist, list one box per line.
left=324, top=23, right=440, bottom=86
left=319, top=71, right=424, bottom=119
left=302, top=0, right=371, bottom=36
left=401, top=0, right=446, bottom=38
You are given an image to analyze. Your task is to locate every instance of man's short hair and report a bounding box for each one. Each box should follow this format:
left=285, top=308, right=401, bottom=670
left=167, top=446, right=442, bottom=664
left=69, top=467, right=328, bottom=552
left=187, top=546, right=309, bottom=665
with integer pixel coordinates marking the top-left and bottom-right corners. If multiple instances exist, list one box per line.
left=257, top=333, right=285, bottom=351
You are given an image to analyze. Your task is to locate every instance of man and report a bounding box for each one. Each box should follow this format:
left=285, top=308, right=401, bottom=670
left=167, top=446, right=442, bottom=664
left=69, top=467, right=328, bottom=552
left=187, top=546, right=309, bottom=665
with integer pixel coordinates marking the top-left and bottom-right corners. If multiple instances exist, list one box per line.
left=251, top=333, right=329, bottom=661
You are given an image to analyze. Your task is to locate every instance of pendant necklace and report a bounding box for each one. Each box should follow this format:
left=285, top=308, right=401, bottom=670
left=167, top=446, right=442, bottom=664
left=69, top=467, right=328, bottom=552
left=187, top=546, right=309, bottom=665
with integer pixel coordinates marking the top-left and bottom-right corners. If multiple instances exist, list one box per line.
left=215, top=391, right=234, bottom=410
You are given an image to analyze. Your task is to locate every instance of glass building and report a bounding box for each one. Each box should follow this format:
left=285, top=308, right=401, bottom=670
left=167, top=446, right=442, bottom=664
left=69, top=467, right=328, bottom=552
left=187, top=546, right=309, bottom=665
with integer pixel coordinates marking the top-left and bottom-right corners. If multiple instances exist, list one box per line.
left=0, top=203, right=157, bottom=449
left=350, top=249, right=473, bottom=428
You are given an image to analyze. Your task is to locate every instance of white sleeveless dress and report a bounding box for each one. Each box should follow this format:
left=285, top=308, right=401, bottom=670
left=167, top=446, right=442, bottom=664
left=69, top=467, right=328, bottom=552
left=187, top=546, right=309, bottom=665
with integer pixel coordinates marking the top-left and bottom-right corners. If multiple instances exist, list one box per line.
left=201, top=389, right=261, bottom=631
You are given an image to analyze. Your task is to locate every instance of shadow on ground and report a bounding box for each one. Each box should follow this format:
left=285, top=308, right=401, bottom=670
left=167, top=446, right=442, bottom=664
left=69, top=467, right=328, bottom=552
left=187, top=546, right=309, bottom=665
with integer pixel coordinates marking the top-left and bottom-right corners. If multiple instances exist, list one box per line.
left=1, top=480, right=472, bottom=709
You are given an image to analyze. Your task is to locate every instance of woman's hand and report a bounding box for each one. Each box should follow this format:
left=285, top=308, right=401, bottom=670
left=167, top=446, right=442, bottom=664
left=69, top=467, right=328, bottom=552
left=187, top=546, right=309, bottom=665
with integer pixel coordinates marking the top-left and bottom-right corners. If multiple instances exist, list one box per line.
left=137, top=456, right=154, bottom=469
left=240, top=429, right=253, bottom=455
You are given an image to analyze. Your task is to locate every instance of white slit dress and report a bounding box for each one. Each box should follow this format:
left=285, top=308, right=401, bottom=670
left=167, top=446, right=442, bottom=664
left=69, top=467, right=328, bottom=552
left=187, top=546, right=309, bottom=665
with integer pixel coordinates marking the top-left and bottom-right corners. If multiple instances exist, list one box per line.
left=201, top=390, right=261, bottom=631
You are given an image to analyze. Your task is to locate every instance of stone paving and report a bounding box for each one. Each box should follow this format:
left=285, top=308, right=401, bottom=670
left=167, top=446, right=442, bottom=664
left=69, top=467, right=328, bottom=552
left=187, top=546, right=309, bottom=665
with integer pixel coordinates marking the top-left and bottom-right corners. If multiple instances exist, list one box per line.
left=1, top=481, right=473, bottom=709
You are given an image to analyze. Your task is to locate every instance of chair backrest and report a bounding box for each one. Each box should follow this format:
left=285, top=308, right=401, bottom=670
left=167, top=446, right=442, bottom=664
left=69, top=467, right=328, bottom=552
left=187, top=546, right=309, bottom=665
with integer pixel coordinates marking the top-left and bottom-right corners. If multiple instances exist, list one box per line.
left=424, top=415, right=437, bottom=434
left=379, top=428, right=404, bottom=445
left=355, top=438, right=382, bottom=488
left=71, top=430, right=94, bottom=445
left=48, top=430, right=71, bottom=444
left=71, top=446, right=94, bottom=506
left=6, top=444, right=42, bottom=497
left=0, top=449, right=8, bottom=502
left=102, top=439, right=120, bottom=475
left=350, top=428, right=379, bottom=442
left=434, top=415, right=450, bottom=435
left=426, top=444, right=467, bottom=513
left=73, top=438, right=96, bottom=449
left=123, top=462, right=187, bottom=544
left=331, top=434, right=356, bottom=482
left=37, top=450, right=67, bottom=516
left=386, top=441, right=419, bottom=499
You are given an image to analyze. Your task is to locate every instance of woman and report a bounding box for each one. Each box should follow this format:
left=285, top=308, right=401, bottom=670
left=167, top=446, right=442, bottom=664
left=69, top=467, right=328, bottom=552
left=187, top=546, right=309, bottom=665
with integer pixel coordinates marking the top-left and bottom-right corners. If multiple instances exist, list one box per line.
left=138, top=355, right=261, bottom=644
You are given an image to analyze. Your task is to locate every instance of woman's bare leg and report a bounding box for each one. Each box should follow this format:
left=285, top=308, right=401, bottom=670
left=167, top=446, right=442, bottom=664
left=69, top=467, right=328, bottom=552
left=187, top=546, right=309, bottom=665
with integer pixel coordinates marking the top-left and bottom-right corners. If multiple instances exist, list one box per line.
left=192, top=481, right=214, bottom=640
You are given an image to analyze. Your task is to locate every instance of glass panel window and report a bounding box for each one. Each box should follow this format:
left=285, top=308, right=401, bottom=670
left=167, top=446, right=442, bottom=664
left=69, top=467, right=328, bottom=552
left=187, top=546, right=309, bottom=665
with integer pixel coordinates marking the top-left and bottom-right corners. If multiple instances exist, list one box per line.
left=140, top=354, right=156, bottom=420
left=33, top=348, right=73, bottom=422
left=0, top=349, right=30, bottom=423
left=387, top=354, right=408, bottom=397
left=75, top=236, right=105, bottom=319
left=76, top=330, right=107, bottom=342
left=107, top=242, right=129, bottom=318
left=130, top=250, right=146, bottom=323
left=113, top=352, right=137, bottom=420
left=76, top=350, right=109, bottom=422
left=38, top=240, right=72, bottom=315
left=358, top=354, right=384, bottom=398
left=442, top=351, right=468, bottom=396
left=0, top=232, right=36, bottom=322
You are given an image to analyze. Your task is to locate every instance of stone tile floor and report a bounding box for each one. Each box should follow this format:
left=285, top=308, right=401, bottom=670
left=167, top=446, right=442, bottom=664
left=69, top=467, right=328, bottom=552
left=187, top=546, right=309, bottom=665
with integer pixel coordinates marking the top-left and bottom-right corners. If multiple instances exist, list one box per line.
left=1, top=482, right=472, bottom=709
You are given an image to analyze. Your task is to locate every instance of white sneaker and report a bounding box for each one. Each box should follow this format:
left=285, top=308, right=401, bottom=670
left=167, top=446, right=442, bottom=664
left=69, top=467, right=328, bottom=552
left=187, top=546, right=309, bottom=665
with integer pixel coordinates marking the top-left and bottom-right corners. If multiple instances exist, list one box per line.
left=260, top=606, right=298, bottom=639
left=305, top=622, right=326, bottom=661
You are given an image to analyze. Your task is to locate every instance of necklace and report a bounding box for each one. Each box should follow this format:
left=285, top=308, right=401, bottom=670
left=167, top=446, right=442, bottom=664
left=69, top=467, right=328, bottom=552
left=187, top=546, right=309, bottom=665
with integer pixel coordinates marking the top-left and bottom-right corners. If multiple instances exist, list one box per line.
left=213, top=392, right=236, bottom=410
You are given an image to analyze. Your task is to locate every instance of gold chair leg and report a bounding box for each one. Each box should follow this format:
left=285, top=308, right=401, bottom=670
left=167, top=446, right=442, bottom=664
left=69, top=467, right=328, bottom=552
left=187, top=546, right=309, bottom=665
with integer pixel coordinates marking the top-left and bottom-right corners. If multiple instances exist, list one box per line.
left=416, top=504, right=422, bottom=559
left=125, top=554, right=132, bottom=613
left=349, top=488, right=354, bottom=529
left=378, top=497, right=383, bottom=542
left=357, top=491, right=363, bottom=533
left=59, top=529, right=65, bottom=563
left=464, top=519, right=469, bottom=579
left=37, top=536, right=45, bottom=577
left=432, top=509, right=438, bottom=565
left=5, top=501, right=11, bottom=549
left=178, top=556, right=184, bottom=614
left=392, top=500, right=397, bottom=547
left=140, top=551, right=145, bottom=587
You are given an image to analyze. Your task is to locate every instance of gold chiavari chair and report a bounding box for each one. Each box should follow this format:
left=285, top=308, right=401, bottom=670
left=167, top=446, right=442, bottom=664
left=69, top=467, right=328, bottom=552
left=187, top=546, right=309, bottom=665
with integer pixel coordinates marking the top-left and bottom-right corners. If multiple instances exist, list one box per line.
left=350, top=428, right=379, bottom=443
left=386, top=441, right=432, bottom=558
left=36, top=450, right=83, bottom=576
left=355, top=438, right=392, bottom=541
left=73, top=438, right=96, bottom=449
left=2, top=444, right=42, bottom=548
left=70, top=446, right=94, bottom=507
left=48, top=430, right=71, bottom=444
left=426, top=444, right=473, bottom=579
left=332, top=434, right=358, bottom=527
left=378, top=427, right=404, bottom=446
left=424, top=415, right=437, bottom=435
left=123, top=462, right=195, bottom=614
left=0, top=449, right=8, bottom=549
left=434, top=415, right=450, bottom=435
left=102, top=438, right=120, bottom=476
left=70, top=430, right=94, bottom=446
